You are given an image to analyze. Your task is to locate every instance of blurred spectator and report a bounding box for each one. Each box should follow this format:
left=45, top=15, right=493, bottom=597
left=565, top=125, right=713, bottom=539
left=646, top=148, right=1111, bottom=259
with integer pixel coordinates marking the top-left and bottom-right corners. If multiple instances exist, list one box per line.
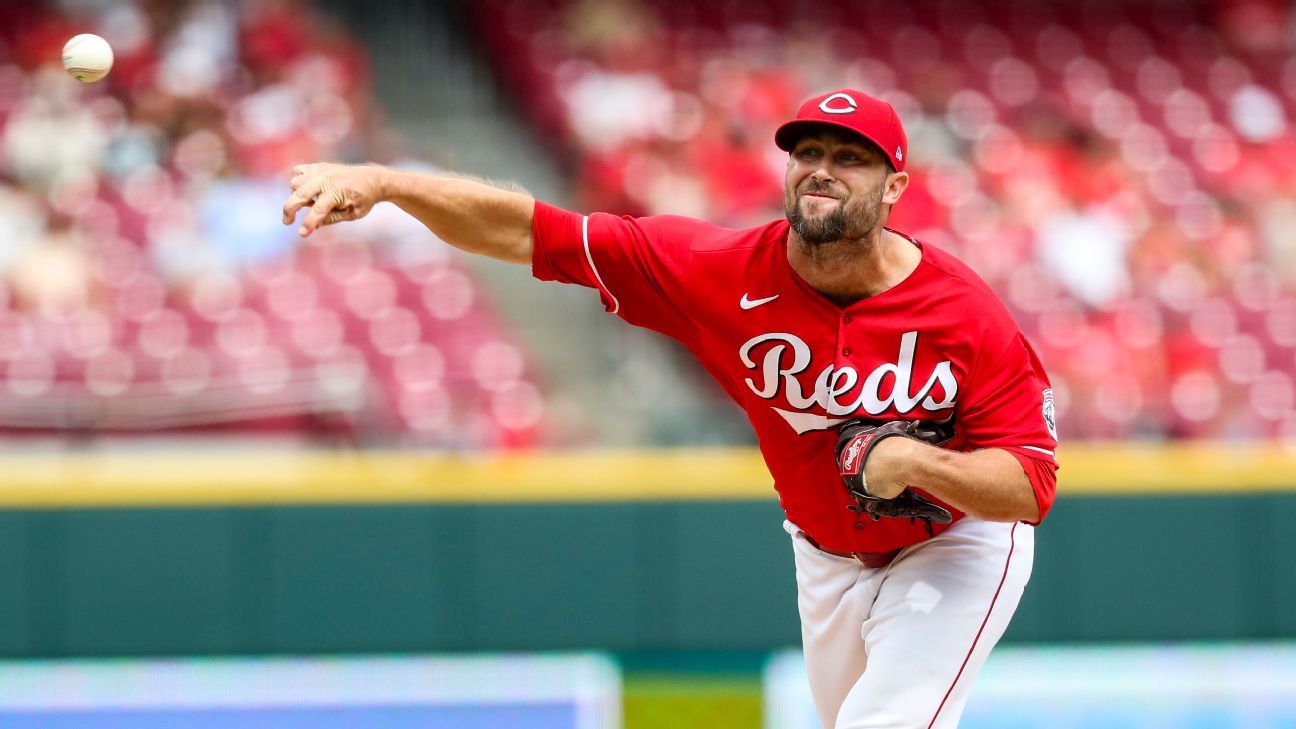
left=1034, top=198, right=1133, bottom=309
left=3, top=68, right=107, bottom=190
left=10, top=214, right=92, bottom=316
left=0, top=0, right=544, bottom=448
left=1214, top=0, right=1293, bottom=54
left=474, top=0, right=1296, bottom=440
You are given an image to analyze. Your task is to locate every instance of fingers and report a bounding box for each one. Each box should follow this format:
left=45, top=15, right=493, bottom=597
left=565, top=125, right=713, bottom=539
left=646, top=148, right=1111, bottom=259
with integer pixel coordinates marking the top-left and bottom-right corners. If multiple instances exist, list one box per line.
left=299, top=185, right=347, bottom=236
left=322, top=208, right=359, bottom=226
left=284, top=163, right=321, bottom=220
left=283, top=163, right=370, bottom=237
left=306, top=204, right=364, bottom=236
left=282, top=176, right=324, bottom=225
left=288, top=164, right=311, bottom=194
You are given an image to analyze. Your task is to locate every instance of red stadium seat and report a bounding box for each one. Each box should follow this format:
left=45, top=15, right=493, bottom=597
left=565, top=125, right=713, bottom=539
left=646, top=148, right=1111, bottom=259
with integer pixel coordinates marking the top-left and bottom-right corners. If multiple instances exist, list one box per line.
left=215, top=308, right=269, bottom=358
left=60, top=309, right=113, bottom=359
left=290, top=308, right=345, bottom=359
left=420, top=270, right=476, bottom=321
left=368, top=306, right=422, bottom=358
left=136, top=309, right=191, bottom=359
left=344, top=269, right=397, bottom=320
left=114, top=274, right=167, bottom=324
left=6, top=349, right=55, bottom=398
left=1249, top=370, right=1295, bottom=422
left=84, top=347, right=135, bottom=397
left=393, top=343, right=446, bottom=393
left=160, top=347, right=213, bottom=396
left=469, top=340, right=526, bottom=392
left=263, top=269, right=320, bottom=322
left=189, top=273, right=244, bottom=323
left=236, top=345, right=291, bottom=395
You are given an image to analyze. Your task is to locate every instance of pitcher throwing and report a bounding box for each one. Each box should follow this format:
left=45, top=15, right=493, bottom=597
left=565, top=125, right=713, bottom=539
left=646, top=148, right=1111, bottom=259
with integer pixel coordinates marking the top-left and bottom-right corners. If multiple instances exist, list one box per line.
left=284, top=88, right=1060, bottom=729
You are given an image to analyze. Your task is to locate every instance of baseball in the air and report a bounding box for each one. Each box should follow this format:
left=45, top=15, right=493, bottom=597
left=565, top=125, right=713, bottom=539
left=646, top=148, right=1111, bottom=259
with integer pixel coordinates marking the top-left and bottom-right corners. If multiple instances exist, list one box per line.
left=62, top=34, right=114, bottom=83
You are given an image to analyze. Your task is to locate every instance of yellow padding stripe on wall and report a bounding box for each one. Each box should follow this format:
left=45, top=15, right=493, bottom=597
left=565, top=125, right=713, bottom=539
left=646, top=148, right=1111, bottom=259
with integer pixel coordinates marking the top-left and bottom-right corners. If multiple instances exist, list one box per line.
left=0, top=443, right=1293, bottom=508
left=0, top=449, right=769, bottom=508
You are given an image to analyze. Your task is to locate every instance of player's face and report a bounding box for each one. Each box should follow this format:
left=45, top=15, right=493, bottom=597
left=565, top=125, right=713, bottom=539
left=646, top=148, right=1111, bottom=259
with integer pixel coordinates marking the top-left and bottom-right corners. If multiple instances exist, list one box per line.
left=783, top=132, right=895, bottom=245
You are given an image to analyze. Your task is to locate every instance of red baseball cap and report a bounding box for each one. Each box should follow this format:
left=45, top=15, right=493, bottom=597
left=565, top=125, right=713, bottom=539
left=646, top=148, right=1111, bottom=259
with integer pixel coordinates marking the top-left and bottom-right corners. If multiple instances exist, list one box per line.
left=774, top=89, right=908, bottom=172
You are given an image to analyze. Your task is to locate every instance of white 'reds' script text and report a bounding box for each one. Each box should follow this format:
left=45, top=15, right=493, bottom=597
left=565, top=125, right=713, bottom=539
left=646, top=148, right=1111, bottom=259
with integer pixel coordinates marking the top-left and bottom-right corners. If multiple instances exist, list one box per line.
left=740, top=331, right=958, bottom=426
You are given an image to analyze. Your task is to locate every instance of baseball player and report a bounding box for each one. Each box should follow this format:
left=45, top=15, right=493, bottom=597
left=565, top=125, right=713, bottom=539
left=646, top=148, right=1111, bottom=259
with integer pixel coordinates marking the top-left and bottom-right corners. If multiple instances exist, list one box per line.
left=283, top=88, right=1059, bottom=729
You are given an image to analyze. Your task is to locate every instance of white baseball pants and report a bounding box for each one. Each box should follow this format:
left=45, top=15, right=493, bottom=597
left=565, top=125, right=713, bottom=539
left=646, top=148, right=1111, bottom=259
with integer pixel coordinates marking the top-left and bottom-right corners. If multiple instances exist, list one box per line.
left=784, top=517, right=1034, bottom=729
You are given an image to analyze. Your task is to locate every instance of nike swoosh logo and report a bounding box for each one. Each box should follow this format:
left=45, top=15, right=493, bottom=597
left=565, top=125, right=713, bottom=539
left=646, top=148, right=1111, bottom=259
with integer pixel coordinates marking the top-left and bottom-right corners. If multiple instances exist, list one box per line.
left=740, top=293, right=780, bottom=310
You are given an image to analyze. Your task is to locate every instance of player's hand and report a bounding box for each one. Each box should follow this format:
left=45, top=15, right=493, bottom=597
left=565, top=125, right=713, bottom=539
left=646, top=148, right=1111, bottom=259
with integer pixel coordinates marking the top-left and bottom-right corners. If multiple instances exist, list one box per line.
left=858, top=437, right=915, bottom=500
left=282, top=162, right=389, bottom=237
left=834, top=417, right=955, bottom=525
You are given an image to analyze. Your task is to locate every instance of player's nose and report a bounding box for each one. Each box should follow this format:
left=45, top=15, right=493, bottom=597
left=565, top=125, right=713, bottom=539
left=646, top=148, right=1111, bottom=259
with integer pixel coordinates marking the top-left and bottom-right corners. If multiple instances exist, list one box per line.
left=808, top=166, right=835, bottom=184
left=803, top=170, right=838, bottom=194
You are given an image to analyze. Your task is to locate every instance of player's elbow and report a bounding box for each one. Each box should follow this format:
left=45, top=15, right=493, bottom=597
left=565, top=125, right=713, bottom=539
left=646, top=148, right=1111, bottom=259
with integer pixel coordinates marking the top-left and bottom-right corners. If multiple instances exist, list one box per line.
left=963, top=497, right=1038, bottom=524
left=987, top=477, right=1042, bottom=523
left=503, top=231, right=535, bottom=265
left=1000, top=498, right=1041, bottom=524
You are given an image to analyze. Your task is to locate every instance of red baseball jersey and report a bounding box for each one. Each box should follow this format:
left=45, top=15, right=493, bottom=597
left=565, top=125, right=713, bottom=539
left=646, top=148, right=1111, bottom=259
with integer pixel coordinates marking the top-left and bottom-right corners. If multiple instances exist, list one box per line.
left=532, top=201, right=1059, bottom=552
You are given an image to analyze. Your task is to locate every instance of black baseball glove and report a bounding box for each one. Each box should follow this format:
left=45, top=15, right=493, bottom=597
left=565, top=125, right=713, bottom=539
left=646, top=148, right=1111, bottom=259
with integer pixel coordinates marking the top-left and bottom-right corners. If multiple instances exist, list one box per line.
left=835, top=417, right=956, bottom=524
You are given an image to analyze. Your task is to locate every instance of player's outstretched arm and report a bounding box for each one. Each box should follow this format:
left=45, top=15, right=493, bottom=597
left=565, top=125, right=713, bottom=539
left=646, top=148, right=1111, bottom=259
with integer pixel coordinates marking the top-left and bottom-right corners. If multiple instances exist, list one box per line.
left=282, top=163, right=535, bottom=264
left=864, top=439, right=1041, bottom=523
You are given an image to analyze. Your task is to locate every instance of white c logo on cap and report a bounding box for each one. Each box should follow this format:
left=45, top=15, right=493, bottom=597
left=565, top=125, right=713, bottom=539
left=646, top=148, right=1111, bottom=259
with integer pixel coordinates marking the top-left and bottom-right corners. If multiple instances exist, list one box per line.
left=818, top=93, right=858, bottom=115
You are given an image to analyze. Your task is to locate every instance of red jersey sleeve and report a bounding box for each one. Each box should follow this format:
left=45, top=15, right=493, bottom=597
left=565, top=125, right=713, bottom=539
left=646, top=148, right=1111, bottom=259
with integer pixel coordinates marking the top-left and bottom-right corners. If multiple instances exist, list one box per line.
left=958, top=329, right=1060, bottom=523
left=531, top=200, right=704, bottom=340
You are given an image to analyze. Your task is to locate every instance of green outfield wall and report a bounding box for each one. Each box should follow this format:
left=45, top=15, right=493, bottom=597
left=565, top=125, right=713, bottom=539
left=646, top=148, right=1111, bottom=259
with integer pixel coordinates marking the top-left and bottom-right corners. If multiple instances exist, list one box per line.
left=0, top=447, right=1293, bottom=658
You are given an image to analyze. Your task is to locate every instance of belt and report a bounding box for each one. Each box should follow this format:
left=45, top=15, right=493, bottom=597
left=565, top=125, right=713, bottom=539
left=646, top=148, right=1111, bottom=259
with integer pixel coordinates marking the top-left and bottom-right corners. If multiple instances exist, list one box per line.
left=801, top=532, right=902, bottom=569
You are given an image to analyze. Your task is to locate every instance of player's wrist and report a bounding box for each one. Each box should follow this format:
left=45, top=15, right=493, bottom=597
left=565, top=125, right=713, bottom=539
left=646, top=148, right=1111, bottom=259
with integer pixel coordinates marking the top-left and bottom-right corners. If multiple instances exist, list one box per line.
left=373, top=165, right=402, bottom=203
left=856, top=436, right=909, bottom=499
left=891, top=436, right=947, bottom=489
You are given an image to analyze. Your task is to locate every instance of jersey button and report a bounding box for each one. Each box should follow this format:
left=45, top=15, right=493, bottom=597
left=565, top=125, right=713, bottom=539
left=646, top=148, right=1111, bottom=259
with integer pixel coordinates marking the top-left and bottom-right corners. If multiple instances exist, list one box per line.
left=843, top=315, right=852, bottom=323
left=854, top=521, right=866, bottom=530
left=842, top=347, right=852, bottom=356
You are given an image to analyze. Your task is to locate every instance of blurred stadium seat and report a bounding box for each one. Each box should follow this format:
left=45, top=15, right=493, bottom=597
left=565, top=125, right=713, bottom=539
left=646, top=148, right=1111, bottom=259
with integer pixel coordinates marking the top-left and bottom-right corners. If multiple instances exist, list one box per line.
left=0, top=0, right=543, bottom=447
left=1, top=0, right=1294, bottom=445
left=471, top=0, right=1296, bottom=441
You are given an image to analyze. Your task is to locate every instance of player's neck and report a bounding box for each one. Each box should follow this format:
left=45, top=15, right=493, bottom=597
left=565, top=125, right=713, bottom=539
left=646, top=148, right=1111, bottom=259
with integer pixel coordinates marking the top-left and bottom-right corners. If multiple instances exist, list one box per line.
left=786, top=228, right=921, bottom=308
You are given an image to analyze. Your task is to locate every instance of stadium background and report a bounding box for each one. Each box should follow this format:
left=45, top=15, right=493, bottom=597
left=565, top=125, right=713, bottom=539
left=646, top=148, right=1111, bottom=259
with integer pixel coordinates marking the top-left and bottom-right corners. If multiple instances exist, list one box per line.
left=0, top=0, right=1294, bottom=726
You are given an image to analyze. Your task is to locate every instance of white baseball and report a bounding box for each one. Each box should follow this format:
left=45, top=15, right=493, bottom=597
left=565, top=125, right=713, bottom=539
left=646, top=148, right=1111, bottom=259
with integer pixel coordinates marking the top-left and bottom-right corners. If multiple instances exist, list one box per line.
left=62, top=34, right=114, bottom=83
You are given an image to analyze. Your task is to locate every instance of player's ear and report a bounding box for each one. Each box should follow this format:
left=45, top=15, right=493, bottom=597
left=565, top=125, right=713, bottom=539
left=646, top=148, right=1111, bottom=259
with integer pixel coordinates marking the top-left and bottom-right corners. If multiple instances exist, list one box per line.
left=882, top=171, right=909, bottom=205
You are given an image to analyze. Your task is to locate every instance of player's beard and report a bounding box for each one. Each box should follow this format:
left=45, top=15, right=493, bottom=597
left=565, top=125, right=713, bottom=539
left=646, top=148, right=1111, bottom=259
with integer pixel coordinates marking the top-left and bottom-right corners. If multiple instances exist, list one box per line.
left=785, top=176, right=887, bottom=246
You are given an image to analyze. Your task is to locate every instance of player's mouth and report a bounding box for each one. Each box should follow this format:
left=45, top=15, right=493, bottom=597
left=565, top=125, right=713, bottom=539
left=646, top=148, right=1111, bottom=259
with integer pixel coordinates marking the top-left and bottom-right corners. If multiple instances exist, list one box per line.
left=799, top=183, right=841, bottom=200
left=800, top=192, right=841, bottom=207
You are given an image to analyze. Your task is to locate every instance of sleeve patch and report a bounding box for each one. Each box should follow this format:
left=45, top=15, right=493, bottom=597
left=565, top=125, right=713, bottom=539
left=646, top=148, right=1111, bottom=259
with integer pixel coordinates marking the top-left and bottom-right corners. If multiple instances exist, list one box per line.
left=1042, top=388, right=1058, bottom=441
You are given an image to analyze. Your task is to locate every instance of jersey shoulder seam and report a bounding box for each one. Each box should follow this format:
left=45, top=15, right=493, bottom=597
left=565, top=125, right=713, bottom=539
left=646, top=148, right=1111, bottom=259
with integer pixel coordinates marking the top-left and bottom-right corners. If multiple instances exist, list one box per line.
left=689, top=220, right=786, bottom=253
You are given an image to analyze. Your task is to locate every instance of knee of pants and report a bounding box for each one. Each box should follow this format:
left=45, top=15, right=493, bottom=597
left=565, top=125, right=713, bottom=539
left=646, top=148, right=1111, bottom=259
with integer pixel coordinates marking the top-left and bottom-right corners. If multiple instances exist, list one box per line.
left=832, top=676, right=951, bottom=729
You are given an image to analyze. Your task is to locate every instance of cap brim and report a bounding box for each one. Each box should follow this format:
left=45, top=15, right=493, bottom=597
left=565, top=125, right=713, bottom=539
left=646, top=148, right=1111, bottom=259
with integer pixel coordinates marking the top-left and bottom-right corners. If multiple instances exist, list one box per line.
left=774, top=119, right=885, bottom=155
